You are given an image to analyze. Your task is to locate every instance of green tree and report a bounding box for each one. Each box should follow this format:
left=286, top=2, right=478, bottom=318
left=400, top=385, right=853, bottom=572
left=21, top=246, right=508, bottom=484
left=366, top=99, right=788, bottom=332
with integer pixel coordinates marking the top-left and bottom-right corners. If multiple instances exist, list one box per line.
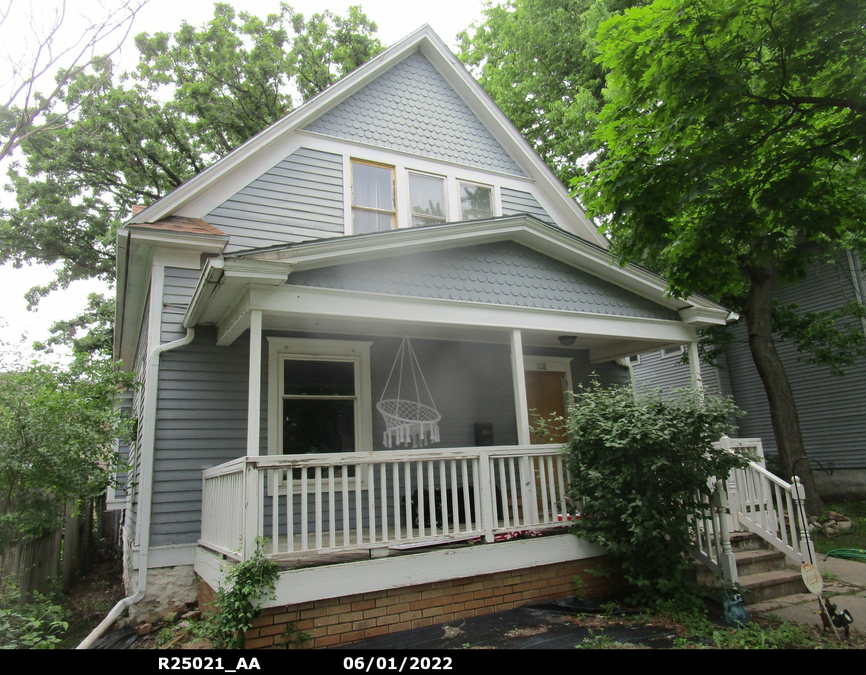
left=0, top=3, right=383, bottom=308
left=0, top=350, right=132, bottom=550
left=458, top=0, right=647, bottom=184
left=577, top=0, right=866, bottom=513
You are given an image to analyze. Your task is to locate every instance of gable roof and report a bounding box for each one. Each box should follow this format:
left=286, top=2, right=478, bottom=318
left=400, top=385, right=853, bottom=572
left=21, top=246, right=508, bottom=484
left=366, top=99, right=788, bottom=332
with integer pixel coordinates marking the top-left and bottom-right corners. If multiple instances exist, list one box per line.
left=124, top=25, right=607, bottom=247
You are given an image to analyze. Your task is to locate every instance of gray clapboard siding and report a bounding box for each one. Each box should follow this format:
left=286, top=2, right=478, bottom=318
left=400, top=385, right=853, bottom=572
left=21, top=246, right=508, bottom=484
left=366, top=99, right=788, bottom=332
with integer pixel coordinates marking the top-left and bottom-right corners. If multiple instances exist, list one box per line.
left=631, top=349, right=723, bottom=397
left=727, top=255, right=866, bottom=469
left=304, top=51, right=526, bottom=177
left=500, top=188, right=556, bottom=227
left=205, top=147, right=344, bottom=253
left=289, top=242, right=679, bottom=321
left=127, top=295, right=150, bottom=544
left=631, top=254, right=866, bottom=470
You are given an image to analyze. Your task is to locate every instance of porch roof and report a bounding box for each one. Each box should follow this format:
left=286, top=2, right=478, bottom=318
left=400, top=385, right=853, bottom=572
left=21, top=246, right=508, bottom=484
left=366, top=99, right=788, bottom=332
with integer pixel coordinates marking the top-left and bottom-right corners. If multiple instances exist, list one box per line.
left=179, top=217, right=730, bottom=360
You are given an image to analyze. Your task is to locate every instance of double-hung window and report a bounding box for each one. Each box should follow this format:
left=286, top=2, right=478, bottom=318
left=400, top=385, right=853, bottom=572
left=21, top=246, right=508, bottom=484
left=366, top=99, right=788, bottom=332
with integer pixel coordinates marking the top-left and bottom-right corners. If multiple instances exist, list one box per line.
left=408, top=172, right=447, bottom=226
left=352, top=160, right=395, bottom=234
left=268, top=338, right=373, bottom=484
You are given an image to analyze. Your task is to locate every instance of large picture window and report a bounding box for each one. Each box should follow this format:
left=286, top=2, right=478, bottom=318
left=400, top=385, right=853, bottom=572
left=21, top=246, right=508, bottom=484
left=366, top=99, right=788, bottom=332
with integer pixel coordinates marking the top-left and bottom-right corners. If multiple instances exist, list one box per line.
left=352, top=160, right=395, bottom=234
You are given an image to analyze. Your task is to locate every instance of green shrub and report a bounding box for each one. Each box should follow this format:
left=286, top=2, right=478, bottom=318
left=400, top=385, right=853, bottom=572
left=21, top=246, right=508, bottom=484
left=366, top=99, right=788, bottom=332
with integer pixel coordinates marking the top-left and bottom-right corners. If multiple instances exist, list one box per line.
left=209, top=540, right=279, bottom=649
left=0, top=583, right=67, bottom=649
left=562, top=382, right=748, bottom=608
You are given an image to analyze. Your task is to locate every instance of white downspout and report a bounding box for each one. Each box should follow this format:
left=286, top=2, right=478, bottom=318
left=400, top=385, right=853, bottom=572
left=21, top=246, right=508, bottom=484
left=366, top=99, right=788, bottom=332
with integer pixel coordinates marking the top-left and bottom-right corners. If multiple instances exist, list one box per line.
left=845, top=250, right=866, bottom=340
left=77, top=327, right=195, bottom=649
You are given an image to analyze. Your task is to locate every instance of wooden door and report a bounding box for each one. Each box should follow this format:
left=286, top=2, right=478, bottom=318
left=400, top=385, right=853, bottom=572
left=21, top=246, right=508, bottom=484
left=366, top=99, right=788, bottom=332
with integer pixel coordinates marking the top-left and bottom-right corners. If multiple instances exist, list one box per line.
left=525, top=370, right=567, bottom=444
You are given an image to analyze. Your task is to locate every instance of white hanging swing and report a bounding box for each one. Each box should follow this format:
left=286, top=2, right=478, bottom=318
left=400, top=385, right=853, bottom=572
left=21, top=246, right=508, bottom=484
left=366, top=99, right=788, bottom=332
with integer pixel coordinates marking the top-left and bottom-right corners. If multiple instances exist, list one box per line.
left=377, top=337, right=441, bottom=448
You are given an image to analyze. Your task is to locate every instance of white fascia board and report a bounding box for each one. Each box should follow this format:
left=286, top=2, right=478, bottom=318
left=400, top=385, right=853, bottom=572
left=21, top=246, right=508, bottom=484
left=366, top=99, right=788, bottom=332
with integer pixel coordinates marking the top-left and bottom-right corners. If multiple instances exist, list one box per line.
left=249, top=285, right=694, bottom=345
left=127, top=229, right=228, bottom=254
left=113, top=229, right=130, bottom=362
left=678, top=305, right=731, bottom=328
left=127, top=27, right=439, bottom=225
left=183, top=259, right=294, bottom=330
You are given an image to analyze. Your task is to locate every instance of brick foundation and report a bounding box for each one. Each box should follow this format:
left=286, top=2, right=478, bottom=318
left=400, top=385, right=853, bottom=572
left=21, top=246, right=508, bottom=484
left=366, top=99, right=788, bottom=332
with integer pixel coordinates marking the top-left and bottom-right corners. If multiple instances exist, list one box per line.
left=198, top=556, right=624, bottom=649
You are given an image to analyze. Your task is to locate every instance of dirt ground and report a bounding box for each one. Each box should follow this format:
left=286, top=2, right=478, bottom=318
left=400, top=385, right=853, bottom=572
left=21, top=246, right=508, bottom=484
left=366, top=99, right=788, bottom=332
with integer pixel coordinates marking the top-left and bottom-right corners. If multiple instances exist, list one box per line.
left=63, top=553, right=866, bottom=650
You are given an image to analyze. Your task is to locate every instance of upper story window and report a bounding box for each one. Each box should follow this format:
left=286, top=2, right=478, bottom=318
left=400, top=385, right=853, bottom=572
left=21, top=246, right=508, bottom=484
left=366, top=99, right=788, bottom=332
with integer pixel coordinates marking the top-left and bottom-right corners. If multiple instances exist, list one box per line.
left=352, top=160, right=395, bottom=234
left=661, top=345, right=685, bottom=358
left=409, top=172, right=446, bottom=226
left=459, top=181, right=494, bottom=220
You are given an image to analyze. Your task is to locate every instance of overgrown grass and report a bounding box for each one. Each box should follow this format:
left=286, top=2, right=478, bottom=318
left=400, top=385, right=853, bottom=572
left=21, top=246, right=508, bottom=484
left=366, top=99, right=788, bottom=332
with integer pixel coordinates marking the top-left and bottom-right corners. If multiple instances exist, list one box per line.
left=812, top=500, right=866, bottom=555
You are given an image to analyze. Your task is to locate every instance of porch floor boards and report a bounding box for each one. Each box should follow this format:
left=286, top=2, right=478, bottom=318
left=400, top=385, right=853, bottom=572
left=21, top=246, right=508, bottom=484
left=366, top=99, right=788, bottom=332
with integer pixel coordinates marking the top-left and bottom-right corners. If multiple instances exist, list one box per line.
left=262, top=521, right=565, bottom=569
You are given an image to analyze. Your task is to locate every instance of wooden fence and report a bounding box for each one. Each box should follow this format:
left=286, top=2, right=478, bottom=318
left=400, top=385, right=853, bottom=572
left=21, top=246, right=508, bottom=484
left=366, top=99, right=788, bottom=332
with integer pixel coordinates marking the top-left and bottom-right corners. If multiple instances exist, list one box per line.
left=0, top=497, right=122, bottom=601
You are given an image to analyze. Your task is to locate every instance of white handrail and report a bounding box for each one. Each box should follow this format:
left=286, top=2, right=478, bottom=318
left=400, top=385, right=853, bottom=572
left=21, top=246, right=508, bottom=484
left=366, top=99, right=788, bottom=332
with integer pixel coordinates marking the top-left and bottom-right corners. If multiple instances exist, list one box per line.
left=200, top=444, right=572, bottom=560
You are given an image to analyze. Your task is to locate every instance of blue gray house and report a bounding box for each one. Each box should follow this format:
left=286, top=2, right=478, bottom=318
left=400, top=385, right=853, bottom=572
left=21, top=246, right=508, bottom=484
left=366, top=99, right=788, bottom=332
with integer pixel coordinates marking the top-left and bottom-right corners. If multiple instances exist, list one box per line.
left=111, top=26, right=731, bottom=643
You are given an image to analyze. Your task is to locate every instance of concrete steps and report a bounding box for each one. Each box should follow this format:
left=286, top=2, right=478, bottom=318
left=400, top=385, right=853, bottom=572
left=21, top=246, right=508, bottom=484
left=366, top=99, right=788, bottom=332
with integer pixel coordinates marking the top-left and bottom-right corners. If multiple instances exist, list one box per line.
left=698, top=532, right=807, bottom=605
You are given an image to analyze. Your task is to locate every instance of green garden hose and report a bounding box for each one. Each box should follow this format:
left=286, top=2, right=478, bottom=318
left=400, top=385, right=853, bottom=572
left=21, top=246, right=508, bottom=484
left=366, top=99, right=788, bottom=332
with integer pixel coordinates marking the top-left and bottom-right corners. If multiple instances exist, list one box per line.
left=824, top=549, right=866, bottom=563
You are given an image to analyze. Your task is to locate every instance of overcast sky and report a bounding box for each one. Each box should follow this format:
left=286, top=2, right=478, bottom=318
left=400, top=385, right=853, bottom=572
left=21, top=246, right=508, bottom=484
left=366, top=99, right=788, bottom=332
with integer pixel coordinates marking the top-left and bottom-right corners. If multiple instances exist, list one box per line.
left=0, top=0, right=488, bottom=362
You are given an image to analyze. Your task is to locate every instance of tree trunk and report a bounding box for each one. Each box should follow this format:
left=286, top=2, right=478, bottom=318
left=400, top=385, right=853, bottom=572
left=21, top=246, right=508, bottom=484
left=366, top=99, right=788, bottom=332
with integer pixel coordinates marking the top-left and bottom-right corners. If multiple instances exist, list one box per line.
left=743, top=262, right=824, bottom=516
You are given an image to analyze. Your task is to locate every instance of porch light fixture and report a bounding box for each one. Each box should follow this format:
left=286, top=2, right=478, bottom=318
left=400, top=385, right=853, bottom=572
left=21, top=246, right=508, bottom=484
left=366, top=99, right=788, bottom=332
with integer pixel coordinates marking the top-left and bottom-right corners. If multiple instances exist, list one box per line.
left=558, top=335, right=577, bottom=347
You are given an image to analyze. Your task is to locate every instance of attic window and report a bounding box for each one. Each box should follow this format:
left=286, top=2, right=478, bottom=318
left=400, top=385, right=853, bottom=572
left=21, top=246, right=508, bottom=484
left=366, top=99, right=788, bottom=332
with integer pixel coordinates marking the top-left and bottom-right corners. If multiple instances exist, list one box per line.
left=409, top=172, right=446, bottom=226
left=352, top=160, right=395, bottom=234
left=661, top=345, right=686, bottom=358
left=459, top=181, right=494, bottom=220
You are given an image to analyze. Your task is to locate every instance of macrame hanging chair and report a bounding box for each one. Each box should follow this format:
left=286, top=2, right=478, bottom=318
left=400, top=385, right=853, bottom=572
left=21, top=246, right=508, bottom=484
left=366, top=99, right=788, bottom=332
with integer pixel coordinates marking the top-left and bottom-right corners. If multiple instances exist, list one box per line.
left=377, top=337, right=441, bottom=448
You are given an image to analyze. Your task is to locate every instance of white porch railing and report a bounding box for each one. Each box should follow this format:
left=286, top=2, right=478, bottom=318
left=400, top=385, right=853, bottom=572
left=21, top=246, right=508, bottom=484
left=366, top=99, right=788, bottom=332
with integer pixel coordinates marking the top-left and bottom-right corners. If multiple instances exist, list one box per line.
left=200, top=444, right=572, bottom=561
left=693, top=437, right=817, bottom=585
left=690, top=478, right=738, bottom=584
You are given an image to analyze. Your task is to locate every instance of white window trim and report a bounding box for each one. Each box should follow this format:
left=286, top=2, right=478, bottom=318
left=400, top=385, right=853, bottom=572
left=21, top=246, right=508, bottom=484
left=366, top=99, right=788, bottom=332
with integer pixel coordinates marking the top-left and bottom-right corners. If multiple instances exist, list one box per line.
left=267, top=337, right=374, bottom=459
left=628, top=354, right=641, bottom=366
left=406, top=169, right=448, bottom=226
left=661, top=345, right=686, bottom=359
left=343, top=148, right=506, bottom=233
left=457, top=179, right=496, bottom=221
left=350, top=159, right=396, bottom=235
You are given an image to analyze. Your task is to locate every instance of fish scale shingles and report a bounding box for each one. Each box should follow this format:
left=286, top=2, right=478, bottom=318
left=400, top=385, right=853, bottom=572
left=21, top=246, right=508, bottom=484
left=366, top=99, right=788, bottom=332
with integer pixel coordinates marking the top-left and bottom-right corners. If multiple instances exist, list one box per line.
left=304, top=52, right=526, bottom=177
left=290, top=242, right=678, bottom=321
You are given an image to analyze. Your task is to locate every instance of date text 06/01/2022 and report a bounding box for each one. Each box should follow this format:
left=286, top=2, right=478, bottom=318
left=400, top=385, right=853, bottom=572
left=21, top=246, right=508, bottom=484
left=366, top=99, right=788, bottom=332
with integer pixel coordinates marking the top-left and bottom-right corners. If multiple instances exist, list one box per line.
left=344, top=657, right=453, bottom=672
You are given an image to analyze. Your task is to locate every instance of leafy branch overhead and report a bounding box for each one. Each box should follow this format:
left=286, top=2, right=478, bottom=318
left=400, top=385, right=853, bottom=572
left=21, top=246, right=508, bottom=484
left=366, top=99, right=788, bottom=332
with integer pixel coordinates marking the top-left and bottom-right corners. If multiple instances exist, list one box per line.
left=0, top=3, right=384, bottom=306
left=570, top=0, right=866, bottom=514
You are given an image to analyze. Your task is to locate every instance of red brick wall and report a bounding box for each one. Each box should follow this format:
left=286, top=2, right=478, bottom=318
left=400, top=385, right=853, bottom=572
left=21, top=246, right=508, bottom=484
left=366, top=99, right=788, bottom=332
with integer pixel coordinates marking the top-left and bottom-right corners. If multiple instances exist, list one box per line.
left=201, top=556, right=623, bottom=649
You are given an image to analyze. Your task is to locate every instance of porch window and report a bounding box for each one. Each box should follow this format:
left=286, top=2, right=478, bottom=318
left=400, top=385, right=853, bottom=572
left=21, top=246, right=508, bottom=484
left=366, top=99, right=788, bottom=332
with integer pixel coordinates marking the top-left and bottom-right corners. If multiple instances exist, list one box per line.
left=268, top=338, right=373, bottom=462
left=408, top=172, right=447, bottom=226
left=352, top=160, right=395, bottom=234
left=459, top=181, right=494, bottom=220
left=281, top=359, right=357, bottom=456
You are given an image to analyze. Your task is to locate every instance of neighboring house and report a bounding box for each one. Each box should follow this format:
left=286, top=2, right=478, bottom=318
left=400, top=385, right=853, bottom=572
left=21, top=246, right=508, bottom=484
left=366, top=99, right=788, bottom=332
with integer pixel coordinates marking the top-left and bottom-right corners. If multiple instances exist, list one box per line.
left=631, top=252, right=866, bottom=500
left=112, top=26, right=730, bottom=644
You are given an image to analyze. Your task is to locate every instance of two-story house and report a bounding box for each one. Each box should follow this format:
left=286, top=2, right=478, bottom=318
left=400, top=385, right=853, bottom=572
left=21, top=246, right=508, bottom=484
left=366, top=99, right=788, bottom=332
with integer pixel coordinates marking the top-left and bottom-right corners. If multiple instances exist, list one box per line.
left=111, top=26, right=730, bottom=646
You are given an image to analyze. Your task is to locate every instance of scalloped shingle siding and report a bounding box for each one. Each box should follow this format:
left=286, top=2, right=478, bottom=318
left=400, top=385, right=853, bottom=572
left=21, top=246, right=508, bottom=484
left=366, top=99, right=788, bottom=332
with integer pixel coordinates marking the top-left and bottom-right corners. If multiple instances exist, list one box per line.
left=304, top=51, right=526, bottom=177
left=289, top=242, right=678, bottom=320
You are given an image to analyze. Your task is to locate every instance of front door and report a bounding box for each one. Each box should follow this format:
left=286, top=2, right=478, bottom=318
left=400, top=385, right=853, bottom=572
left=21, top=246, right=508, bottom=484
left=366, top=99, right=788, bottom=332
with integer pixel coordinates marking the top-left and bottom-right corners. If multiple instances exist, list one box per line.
left=525, top=369, right=567, bottom=444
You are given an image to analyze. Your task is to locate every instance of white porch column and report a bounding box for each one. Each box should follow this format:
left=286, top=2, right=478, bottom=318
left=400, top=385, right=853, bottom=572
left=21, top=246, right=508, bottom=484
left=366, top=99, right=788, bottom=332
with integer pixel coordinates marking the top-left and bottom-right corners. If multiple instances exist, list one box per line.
left=247, top=310, right=263, bottom=456
left=688, top=340, right=704, bottom=395
left=510, top=329, right=531, bottom=445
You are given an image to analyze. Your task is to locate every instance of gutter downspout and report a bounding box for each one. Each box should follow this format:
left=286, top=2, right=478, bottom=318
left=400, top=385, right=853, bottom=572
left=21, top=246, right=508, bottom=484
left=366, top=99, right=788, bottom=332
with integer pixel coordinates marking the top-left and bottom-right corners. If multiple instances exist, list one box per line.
left=78, top=327, right=196, bottom=649
left=846, top=250, right=866, bottom=340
